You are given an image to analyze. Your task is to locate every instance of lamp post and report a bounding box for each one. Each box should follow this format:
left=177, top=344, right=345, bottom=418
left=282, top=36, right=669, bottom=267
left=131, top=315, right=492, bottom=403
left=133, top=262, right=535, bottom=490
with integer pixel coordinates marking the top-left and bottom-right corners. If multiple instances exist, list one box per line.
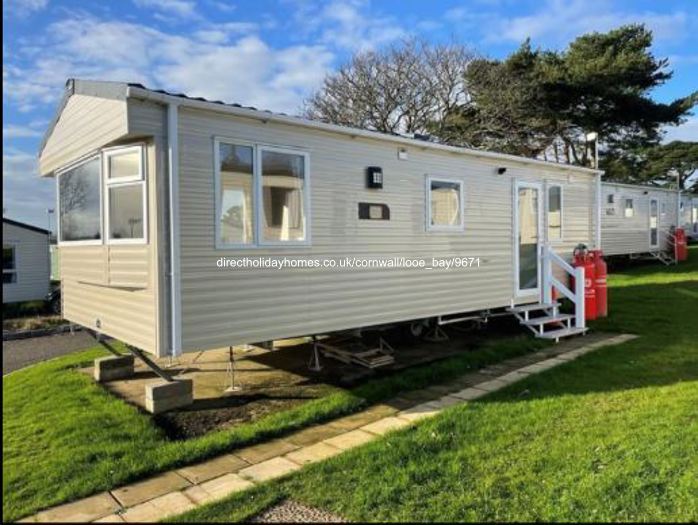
left=47, top=208, right=55, bottom=237
left=585, top=132, right=599, bottom=169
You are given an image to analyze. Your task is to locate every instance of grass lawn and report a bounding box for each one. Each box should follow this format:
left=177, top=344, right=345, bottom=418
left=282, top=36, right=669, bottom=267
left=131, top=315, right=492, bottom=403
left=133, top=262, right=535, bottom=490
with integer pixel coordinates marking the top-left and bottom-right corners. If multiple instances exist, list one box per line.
left=171, top=247, right=698, bottom=523
left=3, top=320, right=547, bottom=521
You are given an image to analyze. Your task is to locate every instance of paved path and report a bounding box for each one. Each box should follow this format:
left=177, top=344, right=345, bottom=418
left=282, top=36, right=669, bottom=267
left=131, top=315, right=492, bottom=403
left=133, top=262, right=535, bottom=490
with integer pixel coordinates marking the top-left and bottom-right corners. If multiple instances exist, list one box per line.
left=3, top=331, right=96, bottom=374
left=18, top=333, right=637, bottom=523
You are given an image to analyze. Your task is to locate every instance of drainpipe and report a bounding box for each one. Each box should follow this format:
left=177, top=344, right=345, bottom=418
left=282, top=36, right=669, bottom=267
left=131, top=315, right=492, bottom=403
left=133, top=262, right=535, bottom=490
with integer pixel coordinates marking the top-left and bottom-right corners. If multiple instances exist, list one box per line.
left=167, top=103, right=182, bottom=357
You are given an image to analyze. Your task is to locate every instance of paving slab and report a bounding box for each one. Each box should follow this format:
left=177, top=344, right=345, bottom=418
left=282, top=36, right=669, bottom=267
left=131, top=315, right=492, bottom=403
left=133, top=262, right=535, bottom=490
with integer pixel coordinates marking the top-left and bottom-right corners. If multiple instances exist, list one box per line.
left=176, top=454, right=249, bottom=484
left=111, top=471, right=190, bottom=508
left=360, top=416, right=413, bottom=436
left=328, top=404, right=397, bottom=431
left=236, top=439, right=299, bottom=464
left=323, top=429, right=377, bottom=450
left=183, top=473, right=254, bottom=505
left=430, top=395, right=465, bottom=409
left=92, top=513, right=125, bottom=522
left=239, top=456, right=302, bottom=483
left=473, top=378, right=509, bottom=392
left=448, top=387, right=489, bottom=401
left=286, top=423, right=346, bottom=447
left=121, top=491, right=195, bottom=523
left=397, top=402, right=442, bottom=422
left=285, top=442, right=344, bottom=465
left=32, top=492, right=120, bottom=523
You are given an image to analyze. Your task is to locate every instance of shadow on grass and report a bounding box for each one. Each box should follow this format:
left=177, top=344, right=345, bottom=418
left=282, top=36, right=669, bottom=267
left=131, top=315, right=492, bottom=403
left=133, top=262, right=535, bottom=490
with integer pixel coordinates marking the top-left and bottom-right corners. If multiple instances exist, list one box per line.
left=476, top=278, right=698, bottom=404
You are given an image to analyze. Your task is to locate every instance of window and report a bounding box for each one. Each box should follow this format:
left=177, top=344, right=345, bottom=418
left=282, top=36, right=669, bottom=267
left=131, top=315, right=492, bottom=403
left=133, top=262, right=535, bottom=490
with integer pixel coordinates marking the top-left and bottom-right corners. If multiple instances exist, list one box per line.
left=427, top=177, right=464, bottom=231
left=547, top=185, right=563, bottom=241
left=218, top=143, right=255, bottom=245
left=624, top=198, right=634, bottom=218
left=215, top=140, right=309, bottom=247
left=104, top=146, right=147, bottom=242
left=3, top=245, right=17, bottom=284
left=607, top=194, right=615, bottom=204
left=58, top=156, right=102, bottom=242
left=261, top=148, right=307, bottom=243
left=661, top=202, right=667, bottom=217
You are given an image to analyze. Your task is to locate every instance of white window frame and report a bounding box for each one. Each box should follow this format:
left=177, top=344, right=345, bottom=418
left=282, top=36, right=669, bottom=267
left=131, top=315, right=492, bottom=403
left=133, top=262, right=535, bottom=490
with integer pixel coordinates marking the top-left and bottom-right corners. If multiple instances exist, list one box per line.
left=56, top=154, right=104, bottom=246
left=546, top=183, right=564, bottom=243
left=257, top=145, right=311, bottom=247
left=103, top=144, right=148, bottom=245
left=3, top=243, right=18, bottom=285
left=624, top=198, right=635, bottom=218
left=426, top=176, right=465, bottom=232
left=214, top=137, right=311, bottom=249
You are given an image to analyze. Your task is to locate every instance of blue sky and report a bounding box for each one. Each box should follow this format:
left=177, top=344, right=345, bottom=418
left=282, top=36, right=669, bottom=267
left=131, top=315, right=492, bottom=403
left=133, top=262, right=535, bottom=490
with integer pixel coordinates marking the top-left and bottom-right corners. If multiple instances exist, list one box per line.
left=3, top=0, right=698, bottom=229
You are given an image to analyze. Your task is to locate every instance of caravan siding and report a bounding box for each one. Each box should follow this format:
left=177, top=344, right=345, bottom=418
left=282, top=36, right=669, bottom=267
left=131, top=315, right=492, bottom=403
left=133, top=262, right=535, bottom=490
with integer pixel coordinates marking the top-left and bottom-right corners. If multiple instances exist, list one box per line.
left=175, top=106, right=597, bottom=352
left=40, top=94, right=128, bottom=176
left=600, top=183, right=678, bottom=256
left=55, top=135, right=165, bottom=355
left=2, top=222, right=50, bottom=303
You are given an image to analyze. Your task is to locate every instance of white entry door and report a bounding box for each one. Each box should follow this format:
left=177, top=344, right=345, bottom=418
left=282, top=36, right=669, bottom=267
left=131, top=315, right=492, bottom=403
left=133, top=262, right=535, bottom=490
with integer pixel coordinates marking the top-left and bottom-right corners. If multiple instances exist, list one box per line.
left=515, top=181, right=542, bottom=295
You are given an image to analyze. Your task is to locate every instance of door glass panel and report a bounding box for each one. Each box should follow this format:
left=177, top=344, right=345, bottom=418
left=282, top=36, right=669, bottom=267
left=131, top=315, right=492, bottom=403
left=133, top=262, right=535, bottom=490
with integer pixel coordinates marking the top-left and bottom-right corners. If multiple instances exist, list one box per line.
left=518, top=187, right=539, bottom=291
left=650, top=200, right=658, bottom=246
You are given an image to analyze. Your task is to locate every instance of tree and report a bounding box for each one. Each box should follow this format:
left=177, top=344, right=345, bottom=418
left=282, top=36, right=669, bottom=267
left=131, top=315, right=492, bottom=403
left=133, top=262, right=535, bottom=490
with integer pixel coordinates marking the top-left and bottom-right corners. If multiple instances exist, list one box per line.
left=441, top=25, right=697, bottom=173
left=639, top=141, right=698, bottom=191
left=303, top=38, right=476, bottom=136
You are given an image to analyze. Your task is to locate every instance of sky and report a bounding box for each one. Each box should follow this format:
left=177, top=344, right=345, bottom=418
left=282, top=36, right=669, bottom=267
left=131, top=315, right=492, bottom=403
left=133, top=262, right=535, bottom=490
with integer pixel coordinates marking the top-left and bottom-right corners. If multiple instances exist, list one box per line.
left=3, top=0, right=698, bottom=230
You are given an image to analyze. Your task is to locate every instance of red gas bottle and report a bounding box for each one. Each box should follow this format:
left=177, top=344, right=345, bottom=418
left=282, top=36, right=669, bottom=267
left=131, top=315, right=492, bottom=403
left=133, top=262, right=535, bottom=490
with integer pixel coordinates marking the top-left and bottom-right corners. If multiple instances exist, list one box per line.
left=675, top=228, right=688, bottom=262
left=590, top=249, right=608, bottom=317
left=572, top=245, right=597, bottom=321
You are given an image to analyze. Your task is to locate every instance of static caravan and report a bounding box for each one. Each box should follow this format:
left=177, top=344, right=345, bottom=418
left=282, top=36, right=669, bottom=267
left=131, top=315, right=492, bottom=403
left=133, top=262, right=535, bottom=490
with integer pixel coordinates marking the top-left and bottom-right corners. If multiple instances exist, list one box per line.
left=679, top=194, right=698, bottom=241
left=3, top=218, right=51, bottom=304
left=600, top=182, right=681, bottom=259
left=39, top=79, right=602, bottom=364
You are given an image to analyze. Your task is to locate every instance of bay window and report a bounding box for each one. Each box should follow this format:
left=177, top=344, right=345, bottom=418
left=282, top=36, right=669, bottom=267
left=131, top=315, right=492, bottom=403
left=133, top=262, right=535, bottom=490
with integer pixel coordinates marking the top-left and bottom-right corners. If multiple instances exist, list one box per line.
left=57, top=144, right=147, bottom=245
left=58, top=156, right=102, bottom=243
left=104, top=146, right=147, bottom=242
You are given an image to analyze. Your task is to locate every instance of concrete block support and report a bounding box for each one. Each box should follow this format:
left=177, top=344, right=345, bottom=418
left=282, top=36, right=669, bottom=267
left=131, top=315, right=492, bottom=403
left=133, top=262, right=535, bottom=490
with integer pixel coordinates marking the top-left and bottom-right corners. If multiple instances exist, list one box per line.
left=94, top=355, right=135, bottom=382
left=145, top=378, right=193, bottom=414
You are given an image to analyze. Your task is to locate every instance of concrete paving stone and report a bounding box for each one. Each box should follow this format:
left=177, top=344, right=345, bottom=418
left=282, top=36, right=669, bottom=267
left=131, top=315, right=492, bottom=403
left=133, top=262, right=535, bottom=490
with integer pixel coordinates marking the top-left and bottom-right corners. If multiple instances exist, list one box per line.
left=32, top=492, right=120, bottom=523
left=426, top=395, right=464, bottom=410
left=176, top=454, right=249, bottom=484
left=361, top=416, right=413, bottom=435
left=239, top=456, right=302, bottom=483
left=398, top=388, right=441, bottom=403
left=496, top=371, right=528, bottom=385
left=92, top=513, right=125, bottom=522
left=473, top=378, right=509, bottom=392
left=285, top=442, right=344, bottom=465
left=184, top=473, right=254, bottom=504
left=236, top=439, right=299, bottom=464
left=328, top=404, right=397, bottom=431
left=121, top=491, right=195, bottom=523
left=111, top=471, right=190, bottom=508
left=287, top=423, right=346, bottom=447
left=397, top=402, right=442, bottom=422
left=323, top=429, right=377, bottom=450
left=383, top=396, right=416, bottom=411
left=450, top=387, right=489, bottom=401
left=423, top=384, right=459, bottom=397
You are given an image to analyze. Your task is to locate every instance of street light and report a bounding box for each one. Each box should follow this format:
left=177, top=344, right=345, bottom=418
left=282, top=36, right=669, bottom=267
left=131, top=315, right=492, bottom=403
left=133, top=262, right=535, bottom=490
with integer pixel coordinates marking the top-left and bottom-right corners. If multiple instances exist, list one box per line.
left=47, top=208, right=55, bottom=234
left=585, top=132, right=599, bottom=169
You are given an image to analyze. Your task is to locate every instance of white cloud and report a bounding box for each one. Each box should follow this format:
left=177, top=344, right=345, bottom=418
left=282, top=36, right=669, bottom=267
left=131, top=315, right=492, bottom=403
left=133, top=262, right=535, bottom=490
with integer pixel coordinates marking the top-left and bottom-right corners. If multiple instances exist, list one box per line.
left=293, top=0, right=406, bottom=52
left=4, top=15, right=335, bottom=114
left=3, top=0, right=49, bottom=17
left=132, top=0, right=199, bottom=19
left=448, top=0, right=690, bottom=48
left=3, top=125, right=43, bottom=138
left=663, top=117, right=698, bottom=143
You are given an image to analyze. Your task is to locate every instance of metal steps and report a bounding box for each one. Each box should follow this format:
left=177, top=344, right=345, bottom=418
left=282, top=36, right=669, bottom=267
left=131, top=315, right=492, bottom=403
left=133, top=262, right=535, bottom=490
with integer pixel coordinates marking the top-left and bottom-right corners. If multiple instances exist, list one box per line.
left=536, top=326, right=587, bottom=342
left=522, top=313, right=575, bottom=326
left=507, top=302, right=585, bottom=342
left=650, top=250, right=676, bottom=266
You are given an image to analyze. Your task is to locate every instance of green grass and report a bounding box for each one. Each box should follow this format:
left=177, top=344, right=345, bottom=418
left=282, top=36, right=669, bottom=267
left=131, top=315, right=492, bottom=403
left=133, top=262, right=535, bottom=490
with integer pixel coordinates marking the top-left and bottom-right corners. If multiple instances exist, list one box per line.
left=3, top=320, right=547, bottom=521
left=171, top=248, right=698, bottom=523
